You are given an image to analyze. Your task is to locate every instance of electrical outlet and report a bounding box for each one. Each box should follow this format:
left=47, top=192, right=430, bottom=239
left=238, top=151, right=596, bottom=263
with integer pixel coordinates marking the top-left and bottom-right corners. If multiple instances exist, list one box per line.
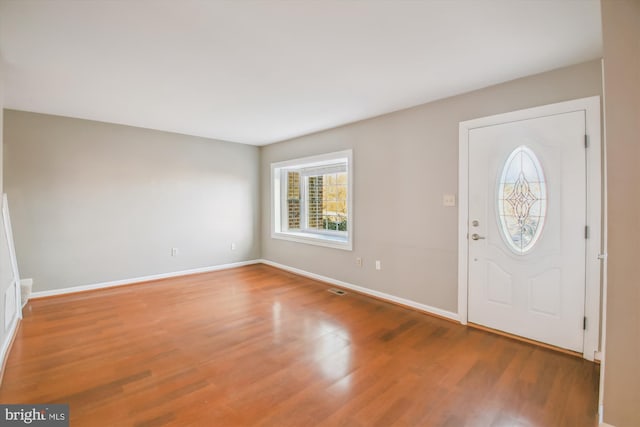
left=375, top=260, right=381, bottom=270
left=443, top=194, right=456, bottom=207
left=356, top=257, right=362, bottom=267
left=171, top=247, right=178, bottom=257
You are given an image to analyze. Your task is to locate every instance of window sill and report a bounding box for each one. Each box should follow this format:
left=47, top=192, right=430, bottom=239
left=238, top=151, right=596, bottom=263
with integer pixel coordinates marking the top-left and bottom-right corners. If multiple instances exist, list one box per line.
left=271, top=231, right=352, bottom=251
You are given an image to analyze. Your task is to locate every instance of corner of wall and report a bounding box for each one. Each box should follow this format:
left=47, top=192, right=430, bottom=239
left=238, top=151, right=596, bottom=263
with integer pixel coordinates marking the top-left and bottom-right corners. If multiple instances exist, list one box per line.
left=0, top=54, right=21, bottom=384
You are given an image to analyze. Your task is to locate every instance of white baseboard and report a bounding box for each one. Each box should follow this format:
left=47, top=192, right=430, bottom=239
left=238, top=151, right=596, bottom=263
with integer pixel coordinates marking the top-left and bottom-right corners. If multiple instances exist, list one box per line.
left=30, top=259, right=262, bottom=299
left=28, top=258, right=459, bottom=323
left=260, top=259, right=460, bottom=322
left=598, top=403, right=615, bottom=427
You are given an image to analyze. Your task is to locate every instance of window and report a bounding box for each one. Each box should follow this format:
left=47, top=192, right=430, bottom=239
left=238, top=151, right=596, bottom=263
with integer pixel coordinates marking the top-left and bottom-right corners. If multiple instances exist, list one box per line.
left=497, top=145, right=547, bottom=254
left=271, top=150, right=352, bottom=250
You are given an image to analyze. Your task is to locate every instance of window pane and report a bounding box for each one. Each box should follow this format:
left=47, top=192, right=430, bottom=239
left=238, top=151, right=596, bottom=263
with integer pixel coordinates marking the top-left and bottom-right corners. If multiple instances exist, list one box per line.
left=305, top=172, right=348, bottom=233
left=498, top=146, right=547, bottom=254
left=287, top=171, right=300, bottom=230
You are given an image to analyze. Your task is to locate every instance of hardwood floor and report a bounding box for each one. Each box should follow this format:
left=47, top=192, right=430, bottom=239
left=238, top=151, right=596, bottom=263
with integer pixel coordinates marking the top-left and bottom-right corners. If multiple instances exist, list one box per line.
left=1, top=264, right=599, bottom=426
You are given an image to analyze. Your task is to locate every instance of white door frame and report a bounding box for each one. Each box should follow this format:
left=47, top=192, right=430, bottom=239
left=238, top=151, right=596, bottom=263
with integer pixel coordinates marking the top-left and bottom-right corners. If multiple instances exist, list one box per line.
left=458, top=96, right=602, bottom=361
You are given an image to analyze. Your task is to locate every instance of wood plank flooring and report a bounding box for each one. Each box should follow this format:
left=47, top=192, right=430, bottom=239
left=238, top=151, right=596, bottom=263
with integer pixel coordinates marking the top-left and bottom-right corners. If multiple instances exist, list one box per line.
left=0, top=264, right=599, bottom=426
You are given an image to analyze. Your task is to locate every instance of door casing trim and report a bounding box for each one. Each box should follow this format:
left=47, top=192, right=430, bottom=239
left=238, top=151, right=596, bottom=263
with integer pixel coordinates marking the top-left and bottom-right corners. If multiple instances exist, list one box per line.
left=458, top=96, right=602, bottom=361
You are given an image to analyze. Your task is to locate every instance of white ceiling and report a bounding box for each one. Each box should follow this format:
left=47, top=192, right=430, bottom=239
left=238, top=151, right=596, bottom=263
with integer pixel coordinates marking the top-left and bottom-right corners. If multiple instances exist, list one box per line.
left=0, top=0, right=602, bottom=145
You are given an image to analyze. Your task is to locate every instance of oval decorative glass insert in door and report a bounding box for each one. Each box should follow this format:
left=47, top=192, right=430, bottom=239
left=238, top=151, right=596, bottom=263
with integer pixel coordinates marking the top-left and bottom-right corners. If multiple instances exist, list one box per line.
left=498, top=145, right=547, bottom=254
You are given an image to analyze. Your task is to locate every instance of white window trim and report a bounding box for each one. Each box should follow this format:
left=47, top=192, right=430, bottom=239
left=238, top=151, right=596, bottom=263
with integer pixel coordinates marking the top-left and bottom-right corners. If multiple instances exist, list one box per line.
left=271, top=150, right=353, bottom=251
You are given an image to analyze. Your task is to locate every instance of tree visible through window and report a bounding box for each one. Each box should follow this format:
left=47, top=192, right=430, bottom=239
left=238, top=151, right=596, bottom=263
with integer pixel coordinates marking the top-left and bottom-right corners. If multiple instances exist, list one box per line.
left=285, top=167, right=348, bottom=233
left=272, top=150, right=352, bottom=250
left=297, top=172, right=348, bottom=232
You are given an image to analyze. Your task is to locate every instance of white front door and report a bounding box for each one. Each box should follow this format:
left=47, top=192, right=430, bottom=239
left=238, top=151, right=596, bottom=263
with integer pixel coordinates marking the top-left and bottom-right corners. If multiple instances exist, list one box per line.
left=467, top=110, right=587, bottom=352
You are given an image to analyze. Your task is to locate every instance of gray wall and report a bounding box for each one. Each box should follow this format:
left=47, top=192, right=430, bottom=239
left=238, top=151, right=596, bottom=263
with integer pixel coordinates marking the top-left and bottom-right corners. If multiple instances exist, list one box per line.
left=261, top=60, right=602, bottom=314
left=601, top=0, right=640, bottom=425
left=4, top=111, right=260, bottom=292
left=0, top=65, right=3, bottom=193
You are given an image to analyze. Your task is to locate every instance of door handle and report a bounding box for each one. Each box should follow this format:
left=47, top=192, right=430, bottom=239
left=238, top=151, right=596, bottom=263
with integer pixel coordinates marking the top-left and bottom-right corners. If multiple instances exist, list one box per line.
left=471, top=233, right=486, bottom=240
